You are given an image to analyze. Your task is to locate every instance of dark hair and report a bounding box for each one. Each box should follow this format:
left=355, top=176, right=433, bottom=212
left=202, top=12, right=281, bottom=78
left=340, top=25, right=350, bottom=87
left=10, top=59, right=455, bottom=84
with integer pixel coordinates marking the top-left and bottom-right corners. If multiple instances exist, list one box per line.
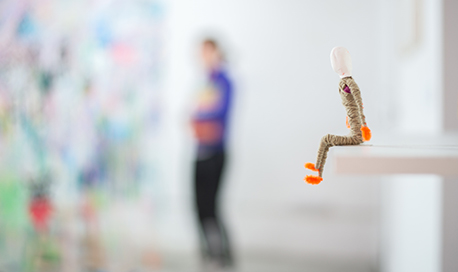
left=202, top=39, right=218, bottom=49
left=202, top=38, right=225, bottom=61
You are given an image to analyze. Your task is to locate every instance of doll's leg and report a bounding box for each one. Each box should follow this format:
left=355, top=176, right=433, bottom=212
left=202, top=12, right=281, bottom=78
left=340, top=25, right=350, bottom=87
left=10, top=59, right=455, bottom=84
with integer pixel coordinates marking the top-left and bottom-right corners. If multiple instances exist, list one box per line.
left=315, top=134, right=343, bottom=176
left=305, top=134, right=359, bottom=184
left=305, top=134, right=336, bottom=184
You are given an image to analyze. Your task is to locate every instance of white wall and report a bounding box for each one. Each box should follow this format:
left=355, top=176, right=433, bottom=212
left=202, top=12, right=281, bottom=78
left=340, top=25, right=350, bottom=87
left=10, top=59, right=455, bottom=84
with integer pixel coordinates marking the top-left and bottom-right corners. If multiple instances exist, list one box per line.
left=392, top=0, right=443, bottom=133
left=379, top=0, right=444, bottom=272
left=157, top=0, right=388, bottom=265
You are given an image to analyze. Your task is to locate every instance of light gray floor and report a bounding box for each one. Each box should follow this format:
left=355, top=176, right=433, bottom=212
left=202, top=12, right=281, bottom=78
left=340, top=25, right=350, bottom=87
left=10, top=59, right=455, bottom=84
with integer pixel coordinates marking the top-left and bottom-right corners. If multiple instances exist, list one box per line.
left=159, top=251, right=378, bottom=272
left=154, top=196, right=380, bottom=272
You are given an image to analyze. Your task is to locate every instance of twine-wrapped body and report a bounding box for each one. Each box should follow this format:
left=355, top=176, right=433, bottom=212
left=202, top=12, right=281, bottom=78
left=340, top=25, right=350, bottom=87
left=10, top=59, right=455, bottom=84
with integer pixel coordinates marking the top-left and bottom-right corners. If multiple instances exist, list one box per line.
left=314, top=77, right=366, bottom=177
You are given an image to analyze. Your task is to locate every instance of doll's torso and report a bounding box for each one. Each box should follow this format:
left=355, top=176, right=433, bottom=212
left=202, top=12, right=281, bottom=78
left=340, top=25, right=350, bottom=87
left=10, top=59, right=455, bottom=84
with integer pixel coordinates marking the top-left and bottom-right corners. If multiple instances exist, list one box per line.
left=338, top=77, right=363, bottom=142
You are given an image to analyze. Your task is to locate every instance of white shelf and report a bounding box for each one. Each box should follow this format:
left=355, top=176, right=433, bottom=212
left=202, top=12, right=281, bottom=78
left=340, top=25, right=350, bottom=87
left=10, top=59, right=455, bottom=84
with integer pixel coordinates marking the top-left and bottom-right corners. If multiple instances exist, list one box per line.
left=332, top=135, right=458, bottom=177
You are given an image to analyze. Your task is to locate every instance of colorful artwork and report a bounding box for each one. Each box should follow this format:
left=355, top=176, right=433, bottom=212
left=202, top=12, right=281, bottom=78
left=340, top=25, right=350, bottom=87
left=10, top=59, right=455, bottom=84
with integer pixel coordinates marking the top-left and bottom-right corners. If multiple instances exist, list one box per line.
left=0, top=0, right=164, bottom=271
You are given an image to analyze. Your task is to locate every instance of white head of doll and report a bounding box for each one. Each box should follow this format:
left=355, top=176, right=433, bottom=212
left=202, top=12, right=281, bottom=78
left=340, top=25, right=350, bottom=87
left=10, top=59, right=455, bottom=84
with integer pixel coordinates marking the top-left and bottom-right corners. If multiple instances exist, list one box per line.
left=330, top=46, right=352, bottom=78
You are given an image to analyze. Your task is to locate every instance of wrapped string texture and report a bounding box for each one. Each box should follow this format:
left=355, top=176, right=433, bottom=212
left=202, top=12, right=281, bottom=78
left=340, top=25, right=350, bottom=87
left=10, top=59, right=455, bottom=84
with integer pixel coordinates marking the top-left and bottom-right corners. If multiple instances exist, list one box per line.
left=314, top=77, right=366, bottom=177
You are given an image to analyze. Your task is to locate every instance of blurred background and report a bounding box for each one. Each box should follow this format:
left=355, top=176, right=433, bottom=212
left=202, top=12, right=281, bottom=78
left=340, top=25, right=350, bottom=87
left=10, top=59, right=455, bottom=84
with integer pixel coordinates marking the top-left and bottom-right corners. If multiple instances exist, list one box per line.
left=0, top=0, right=456, bottom=272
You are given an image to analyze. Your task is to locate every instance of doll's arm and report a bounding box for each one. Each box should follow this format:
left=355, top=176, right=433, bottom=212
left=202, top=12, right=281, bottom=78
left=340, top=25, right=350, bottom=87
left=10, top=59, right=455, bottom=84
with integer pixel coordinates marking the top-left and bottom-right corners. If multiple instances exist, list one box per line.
left=350, top=86, right=366, bottom=126
left=351, top=86, right=371, bottom=140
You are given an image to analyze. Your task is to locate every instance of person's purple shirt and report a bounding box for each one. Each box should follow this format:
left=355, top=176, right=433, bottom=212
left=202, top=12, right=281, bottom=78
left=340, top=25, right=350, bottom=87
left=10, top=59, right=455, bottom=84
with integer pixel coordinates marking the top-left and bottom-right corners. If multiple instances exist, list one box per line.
left=193, top=68, right=232, bottom=157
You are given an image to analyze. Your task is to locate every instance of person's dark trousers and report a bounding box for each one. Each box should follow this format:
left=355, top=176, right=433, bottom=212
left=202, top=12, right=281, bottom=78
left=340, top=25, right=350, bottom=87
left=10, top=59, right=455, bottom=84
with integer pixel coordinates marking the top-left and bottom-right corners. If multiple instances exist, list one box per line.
left=194, top=150, right=233, bottom=267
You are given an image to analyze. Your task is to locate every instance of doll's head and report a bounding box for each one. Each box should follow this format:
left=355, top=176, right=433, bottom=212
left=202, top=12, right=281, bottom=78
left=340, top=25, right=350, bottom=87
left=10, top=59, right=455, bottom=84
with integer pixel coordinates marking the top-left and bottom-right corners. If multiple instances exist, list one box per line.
left=330, top=46, right=352, bottom=78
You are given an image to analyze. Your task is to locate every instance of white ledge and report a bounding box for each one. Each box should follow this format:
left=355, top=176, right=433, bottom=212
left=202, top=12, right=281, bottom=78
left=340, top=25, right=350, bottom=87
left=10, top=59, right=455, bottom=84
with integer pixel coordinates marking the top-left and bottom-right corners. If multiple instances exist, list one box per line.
left=332, top=136, right=458, bottom=177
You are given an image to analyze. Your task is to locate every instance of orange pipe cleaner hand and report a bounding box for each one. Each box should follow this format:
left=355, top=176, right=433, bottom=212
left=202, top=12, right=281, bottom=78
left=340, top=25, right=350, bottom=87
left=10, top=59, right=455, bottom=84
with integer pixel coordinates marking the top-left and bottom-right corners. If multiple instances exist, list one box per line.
left=361, top=126, right=371, bottom=141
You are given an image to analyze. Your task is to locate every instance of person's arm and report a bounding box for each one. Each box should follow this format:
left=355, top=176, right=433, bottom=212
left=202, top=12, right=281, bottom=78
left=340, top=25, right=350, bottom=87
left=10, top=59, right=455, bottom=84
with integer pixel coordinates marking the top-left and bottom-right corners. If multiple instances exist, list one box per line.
left=194, top=74, right=232, bottom=121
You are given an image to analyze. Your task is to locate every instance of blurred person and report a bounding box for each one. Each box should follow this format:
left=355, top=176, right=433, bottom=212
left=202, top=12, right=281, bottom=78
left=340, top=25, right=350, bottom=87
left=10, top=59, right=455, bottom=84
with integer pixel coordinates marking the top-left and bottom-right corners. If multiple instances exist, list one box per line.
left=191, top=38, right=234, bottom=269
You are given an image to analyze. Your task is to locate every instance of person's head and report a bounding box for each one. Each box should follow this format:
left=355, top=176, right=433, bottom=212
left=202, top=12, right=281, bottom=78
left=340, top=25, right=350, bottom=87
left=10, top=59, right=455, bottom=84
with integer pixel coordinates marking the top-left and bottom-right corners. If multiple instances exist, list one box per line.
left=200, top=38, right=222, bottom=70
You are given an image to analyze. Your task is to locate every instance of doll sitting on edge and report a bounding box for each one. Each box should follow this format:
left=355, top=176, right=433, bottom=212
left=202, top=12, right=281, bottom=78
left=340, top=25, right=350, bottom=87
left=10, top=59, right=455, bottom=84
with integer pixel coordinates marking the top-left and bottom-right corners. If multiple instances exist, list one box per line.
left=304, top=47, right=371, bottom=185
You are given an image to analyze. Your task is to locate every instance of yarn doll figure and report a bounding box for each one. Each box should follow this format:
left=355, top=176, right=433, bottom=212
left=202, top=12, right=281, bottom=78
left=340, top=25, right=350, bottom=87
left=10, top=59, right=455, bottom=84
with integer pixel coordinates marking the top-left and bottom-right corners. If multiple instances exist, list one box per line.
left=304, top=47, right=371, bottom=185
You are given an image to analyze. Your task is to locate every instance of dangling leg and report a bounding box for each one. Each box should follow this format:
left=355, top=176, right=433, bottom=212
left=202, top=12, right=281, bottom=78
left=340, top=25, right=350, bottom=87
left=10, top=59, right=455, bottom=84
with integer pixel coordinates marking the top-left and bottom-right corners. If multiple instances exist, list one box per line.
left=305, top=134, right=360, bottom=184
left=304, top=134, right=334, bottom=184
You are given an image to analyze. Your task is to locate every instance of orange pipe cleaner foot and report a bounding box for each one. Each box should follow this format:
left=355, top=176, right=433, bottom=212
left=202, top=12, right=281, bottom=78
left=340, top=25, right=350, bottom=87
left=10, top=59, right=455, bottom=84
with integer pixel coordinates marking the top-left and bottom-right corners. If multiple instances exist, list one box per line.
left=304, top=163, right=319, bottom=172
left=361, top=126, right=372, bottom=141
left=304, top=175, right=323, bottom=185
